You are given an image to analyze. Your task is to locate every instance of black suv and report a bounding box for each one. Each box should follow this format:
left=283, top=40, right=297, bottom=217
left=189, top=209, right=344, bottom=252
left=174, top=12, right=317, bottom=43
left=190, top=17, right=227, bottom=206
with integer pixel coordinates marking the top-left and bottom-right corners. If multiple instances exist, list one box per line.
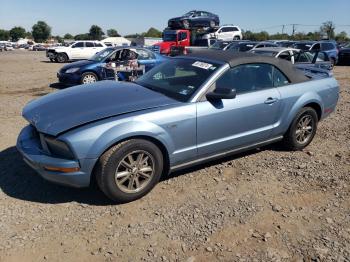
left=168, top=10, right=220, bottom=29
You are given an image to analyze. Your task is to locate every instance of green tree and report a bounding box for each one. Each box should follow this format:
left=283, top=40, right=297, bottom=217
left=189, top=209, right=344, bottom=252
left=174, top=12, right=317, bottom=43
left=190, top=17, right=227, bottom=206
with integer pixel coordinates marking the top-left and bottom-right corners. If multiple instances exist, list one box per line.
left=32, top=21, right=51, bottom=42
left=143, top=27, right=162, bottom=38
left=64, top=33, right=74, bottom=39
left=320, top=21, right=335, bottom=39
left=9, top=26, right=26, bottom=41
left=89, top=25, right=104, bottom=40
left=335, top=31, right=349, bottom=42
left=255, top=31, right=269, bottom=41
left=54, top=35, right=64, bottom=43
left=107, top=29, right=120, bottom=37
left=0, top=29, right=10, bottom=41
left=242, top=30, right=256, bottom=40
left=74, top=33, right=90, bottom=40
left=269, top=33, right=290, bottom=40
left=25, top=31, right=33, bottom=39
left=124, top=33, right=142, bottom=38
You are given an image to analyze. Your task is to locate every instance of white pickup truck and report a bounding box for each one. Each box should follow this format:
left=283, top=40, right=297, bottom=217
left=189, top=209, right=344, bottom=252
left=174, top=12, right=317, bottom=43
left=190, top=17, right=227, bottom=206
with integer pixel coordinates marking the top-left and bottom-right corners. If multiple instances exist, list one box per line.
left=46, top=41, right=107, bottom=62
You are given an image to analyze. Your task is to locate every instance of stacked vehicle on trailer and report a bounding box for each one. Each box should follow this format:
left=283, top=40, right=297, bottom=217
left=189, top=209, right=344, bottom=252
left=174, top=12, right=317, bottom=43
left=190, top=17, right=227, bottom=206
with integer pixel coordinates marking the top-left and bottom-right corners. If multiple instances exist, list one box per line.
left=153, top=10, right=243, bottom=56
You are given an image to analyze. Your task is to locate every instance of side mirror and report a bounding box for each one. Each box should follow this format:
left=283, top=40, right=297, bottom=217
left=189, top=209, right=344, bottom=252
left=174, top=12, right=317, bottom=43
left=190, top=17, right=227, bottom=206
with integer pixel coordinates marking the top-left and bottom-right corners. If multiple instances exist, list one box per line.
left=206, top=87, right=236, bottom=100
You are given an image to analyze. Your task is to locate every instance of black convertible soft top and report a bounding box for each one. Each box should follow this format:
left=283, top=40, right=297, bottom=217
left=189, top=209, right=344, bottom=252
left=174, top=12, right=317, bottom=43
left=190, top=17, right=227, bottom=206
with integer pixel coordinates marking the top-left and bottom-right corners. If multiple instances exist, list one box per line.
left=183, top=50, right=310, bottom=84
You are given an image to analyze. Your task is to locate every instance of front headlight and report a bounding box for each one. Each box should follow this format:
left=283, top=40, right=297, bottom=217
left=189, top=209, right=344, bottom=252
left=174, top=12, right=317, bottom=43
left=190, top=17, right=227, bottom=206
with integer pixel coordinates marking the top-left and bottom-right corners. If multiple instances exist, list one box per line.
left=65, top=67, right=80, bottom=73
left=44, top=136, right=75, bottom=159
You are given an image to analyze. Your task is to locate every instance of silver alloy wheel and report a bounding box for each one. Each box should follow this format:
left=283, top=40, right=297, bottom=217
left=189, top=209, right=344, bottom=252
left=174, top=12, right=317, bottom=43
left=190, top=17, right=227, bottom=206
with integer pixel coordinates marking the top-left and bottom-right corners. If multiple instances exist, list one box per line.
left=295, top=115, right=313, bottom=144
left=82, top=74, right=97, bottom=84
left=115, top=150, right=155, bottom=193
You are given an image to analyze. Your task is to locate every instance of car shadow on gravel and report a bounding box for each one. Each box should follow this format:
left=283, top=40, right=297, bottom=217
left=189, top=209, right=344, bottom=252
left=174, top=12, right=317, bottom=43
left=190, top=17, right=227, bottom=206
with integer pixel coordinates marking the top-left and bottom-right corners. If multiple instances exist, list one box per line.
left=49, top=82, right=69, bottom=89
left=0, top=147, right=112, bottom=206
left=1, top=144, right=277, bottom=206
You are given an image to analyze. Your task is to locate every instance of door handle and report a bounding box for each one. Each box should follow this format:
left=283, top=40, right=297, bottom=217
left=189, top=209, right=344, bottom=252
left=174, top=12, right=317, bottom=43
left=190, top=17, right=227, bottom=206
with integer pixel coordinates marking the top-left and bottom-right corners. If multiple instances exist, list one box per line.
left=264, top=97, right=278, bottom=104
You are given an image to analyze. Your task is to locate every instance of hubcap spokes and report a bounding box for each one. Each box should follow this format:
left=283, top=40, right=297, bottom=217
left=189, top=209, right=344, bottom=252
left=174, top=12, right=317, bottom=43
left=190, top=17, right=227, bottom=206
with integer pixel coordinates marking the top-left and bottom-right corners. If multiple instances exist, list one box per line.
left=83, top=75, right=96, bottom=84
left=115, top=151, right=154, bottom=193
left=296, top=115, right=313, bottom=144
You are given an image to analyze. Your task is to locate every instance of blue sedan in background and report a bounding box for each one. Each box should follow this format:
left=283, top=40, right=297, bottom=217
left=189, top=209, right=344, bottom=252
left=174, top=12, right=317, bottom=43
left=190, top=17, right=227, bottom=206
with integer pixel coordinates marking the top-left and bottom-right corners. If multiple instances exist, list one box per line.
left=57, top=47, right=167, bottom=85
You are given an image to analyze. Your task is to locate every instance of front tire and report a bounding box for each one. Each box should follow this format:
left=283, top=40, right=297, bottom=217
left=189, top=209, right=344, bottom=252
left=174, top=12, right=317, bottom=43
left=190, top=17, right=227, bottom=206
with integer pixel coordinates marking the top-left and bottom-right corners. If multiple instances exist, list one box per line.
left=96, top=139, right=164, bottom=203
left=283, top=107, right=318, bottom=150
left=81, top=72, right=98, bottom=84
left=56, top=53, right=68, bottom=63
left=209, top=20, right=216, bottom=28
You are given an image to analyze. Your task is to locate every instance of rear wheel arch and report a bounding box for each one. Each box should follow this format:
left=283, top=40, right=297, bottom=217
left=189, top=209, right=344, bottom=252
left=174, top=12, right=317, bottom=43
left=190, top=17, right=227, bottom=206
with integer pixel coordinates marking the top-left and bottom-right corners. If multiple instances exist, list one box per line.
left=303, top=102, right=322, bottom=120
left=81, top=70, right=100, bottom=80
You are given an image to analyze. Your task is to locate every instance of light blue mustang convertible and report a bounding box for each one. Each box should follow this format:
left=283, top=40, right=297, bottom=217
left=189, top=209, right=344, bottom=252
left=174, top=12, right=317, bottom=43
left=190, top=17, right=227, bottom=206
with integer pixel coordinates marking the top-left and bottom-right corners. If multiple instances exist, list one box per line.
left=17, top=51, right=339, bottom=203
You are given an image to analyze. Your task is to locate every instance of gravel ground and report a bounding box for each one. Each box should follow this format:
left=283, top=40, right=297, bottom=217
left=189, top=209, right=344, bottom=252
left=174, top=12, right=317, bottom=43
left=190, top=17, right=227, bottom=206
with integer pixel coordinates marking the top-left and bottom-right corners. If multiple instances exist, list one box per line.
left=0, top=51, right=349, bottom=262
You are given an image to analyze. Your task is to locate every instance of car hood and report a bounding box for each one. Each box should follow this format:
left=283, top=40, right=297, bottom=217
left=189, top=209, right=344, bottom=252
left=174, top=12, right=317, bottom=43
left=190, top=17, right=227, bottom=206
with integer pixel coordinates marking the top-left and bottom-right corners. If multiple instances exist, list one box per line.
left=23, top=81, right=180, bottom=136
left=60, top=60, right=96, bottom=72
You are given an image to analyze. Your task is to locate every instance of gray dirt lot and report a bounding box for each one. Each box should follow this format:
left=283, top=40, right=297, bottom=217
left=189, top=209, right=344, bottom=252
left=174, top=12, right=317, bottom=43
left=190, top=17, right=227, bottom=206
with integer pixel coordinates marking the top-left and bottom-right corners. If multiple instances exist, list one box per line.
left=0, top=50, right=349, bottom=262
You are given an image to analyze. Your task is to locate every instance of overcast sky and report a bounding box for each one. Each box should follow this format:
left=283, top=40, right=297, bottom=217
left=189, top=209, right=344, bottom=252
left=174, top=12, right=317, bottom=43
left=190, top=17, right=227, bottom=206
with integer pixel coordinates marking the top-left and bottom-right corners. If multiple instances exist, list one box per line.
left=1, top=0, right=349, bottom=36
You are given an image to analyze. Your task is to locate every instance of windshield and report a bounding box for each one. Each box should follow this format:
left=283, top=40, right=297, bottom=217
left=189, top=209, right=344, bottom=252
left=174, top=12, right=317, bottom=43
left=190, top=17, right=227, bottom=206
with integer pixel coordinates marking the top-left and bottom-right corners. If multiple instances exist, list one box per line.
left=136, top=58, right=221, bottom=102
left=163, top=32, right=177, bottom=42
left=183, top=11, right=195, bottom=16
left=89, top=48, right=115, bottom=62
left=227, top=43, right=256, bottom=52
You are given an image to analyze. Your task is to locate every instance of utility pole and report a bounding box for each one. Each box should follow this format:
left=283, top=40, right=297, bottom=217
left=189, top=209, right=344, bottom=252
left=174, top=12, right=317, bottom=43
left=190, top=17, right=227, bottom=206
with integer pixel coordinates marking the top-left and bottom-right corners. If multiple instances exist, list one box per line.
left=292, top=24, right=296, bottom=36
left=282, top=24, right=285, bottom=34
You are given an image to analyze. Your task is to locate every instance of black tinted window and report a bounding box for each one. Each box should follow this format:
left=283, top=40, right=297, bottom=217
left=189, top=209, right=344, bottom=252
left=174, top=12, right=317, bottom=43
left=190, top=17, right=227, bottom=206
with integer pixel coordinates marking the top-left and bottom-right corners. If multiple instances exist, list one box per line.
left=178, top=32, right=187, bottom=41
left=221, top=27, right=233, bottom=32
left=85, top=42, right=94, bottom=47
left=216, top=63, right=273, bottom=94
left=279, top=51, right=291, bottom=61
left=311, top=43, right=321, bottom=50
left=322, top=43, right=335, bottom=50
left=95, top=43, right=103, bottom=47
left=73, top=42, right=84, bottom=48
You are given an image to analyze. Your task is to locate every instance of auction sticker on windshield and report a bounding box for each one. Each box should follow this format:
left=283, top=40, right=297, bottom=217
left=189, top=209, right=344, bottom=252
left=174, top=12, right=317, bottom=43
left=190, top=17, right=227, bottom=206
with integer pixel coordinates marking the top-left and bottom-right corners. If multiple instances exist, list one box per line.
left=192, top=61, right=215, bottom=70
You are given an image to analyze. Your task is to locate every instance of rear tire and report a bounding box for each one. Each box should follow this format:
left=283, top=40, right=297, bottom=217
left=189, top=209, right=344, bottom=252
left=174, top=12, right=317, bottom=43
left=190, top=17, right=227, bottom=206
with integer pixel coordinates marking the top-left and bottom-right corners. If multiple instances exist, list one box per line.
left=233, top=36, right=240, bottom=40
left=282, top=107, right=318, bottom=150
left=56, top=53, right=68, bottom=63
left=95, top=139, right=164, bottom=203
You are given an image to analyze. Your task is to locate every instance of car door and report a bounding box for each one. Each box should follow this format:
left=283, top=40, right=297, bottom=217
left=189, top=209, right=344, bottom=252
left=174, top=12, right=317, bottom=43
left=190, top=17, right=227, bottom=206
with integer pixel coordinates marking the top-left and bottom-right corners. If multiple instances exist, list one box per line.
left=70, top=41, right=85, bottom=59
left=196, top=63, right=282, bottom=157
left=85, top=42, right=97, bottom=58
left=102, top=49, right=122, bottom=80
